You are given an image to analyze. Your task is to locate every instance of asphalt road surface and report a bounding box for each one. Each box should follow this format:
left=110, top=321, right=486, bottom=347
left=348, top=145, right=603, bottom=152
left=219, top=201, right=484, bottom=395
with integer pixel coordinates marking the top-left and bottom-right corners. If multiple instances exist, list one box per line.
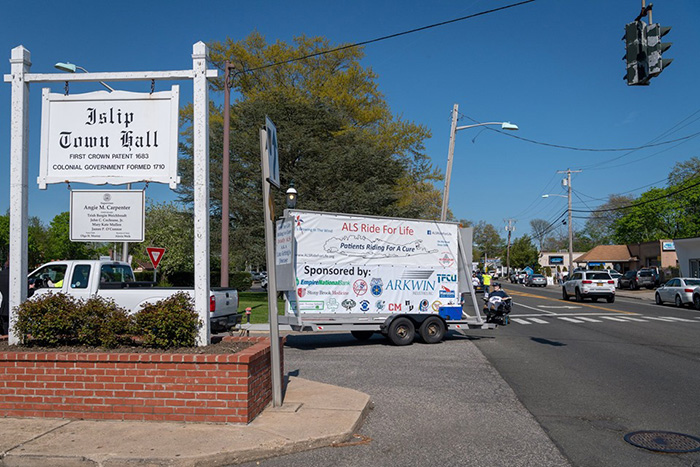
left=471, top=283, right=700, bottom=467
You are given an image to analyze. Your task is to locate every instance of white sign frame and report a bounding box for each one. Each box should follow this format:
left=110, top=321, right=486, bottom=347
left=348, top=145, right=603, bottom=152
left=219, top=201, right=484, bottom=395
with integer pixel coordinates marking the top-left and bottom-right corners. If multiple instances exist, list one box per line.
left=38, top=87, right=181, bottom=189
left=70, top=189, right=145, bottom=242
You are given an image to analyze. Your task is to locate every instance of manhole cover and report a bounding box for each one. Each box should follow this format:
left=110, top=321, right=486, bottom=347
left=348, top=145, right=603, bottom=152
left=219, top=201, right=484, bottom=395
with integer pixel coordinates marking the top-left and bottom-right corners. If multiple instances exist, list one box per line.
left=624, top=431, right=700, bottom=453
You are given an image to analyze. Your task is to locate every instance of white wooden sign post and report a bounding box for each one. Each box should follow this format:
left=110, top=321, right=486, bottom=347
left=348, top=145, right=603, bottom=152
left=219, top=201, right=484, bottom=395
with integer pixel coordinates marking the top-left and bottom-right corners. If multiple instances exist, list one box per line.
left=4, top=43, right=217, bottom=346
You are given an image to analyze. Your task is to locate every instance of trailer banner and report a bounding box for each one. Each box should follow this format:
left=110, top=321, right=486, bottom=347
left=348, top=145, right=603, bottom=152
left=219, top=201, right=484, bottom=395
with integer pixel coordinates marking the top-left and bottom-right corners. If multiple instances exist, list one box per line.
left=287, top=211, right=461, bottom=315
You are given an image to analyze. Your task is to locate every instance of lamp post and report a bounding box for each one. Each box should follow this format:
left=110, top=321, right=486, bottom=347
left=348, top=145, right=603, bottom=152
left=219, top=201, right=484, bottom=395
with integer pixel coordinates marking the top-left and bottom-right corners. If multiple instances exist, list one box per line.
left=543, top=191, right=573, bottom=273
left=441, top=103, right=518, bottom=221
left=286, top=182, right=298, bottom=209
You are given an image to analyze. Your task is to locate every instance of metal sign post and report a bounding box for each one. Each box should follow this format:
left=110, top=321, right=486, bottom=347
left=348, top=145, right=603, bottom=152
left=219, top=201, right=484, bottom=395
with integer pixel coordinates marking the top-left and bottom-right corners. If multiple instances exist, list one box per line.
left=260, top=125, right=283, bottom=407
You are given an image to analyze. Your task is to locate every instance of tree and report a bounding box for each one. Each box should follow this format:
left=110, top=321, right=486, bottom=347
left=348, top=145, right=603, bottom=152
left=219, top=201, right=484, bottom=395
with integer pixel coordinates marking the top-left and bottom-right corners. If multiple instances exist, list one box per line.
left=582, top=194, right=634, bottom=245
left=530, top=219, right=550, bottom=251
left=45, top=212, right=94, bottom=261
left=668, top=156, right=700, bottom=185
left=178, top=33, right=442, bottom=269
left=509, top=235, right=539, bottom=270
left=0, top=213, right=8, bottom=265
left=473, top=221, right=505, bottom=264
left=129, top=202, right=195, bottom=280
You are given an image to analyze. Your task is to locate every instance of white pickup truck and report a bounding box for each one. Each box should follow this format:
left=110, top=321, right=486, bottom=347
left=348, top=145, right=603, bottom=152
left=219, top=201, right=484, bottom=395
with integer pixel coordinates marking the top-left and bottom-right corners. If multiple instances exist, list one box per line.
left=27, top=260, right=240, bottom=333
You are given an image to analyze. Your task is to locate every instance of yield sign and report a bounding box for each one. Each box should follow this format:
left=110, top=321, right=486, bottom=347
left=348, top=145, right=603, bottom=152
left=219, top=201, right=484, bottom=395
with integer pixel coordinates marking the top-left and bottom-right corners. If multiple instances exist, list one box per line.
left=146, top=247, right=166, bottom=269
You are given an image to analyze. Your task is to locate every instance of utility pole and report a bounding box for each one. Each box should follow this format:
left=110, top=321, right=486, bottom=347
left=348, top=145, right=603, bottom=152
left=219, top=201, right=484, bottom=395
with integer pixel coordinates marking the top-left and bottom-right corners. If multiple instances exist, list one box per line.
left=221, top=61, right=235, bottom=287
left=504, top=219, right=516, bottom=277
left=557, top=169, right=582, bottom=273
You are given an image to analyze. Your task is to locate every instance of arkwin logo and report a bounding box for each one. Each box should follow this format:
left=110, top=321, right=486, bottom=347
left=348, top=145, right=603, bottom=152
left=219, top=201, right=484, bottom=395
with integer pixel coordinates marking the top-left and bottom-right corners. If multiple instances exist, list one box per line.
left=386, top=279, right=435, bottom=292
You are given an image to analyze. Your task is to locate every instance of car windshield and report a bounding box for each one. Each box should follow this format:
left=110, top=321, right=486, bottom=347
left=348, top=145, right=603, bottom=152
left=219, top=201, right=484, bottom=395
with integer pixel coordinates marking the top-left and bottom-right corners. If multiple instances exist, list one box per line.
left=586, top=272, right=610, bottom=280
left=685, top=279, right=700, bottom=286
left=533, top=275, right=544, bottom=278
left=639, top=271, right=652, bottom=277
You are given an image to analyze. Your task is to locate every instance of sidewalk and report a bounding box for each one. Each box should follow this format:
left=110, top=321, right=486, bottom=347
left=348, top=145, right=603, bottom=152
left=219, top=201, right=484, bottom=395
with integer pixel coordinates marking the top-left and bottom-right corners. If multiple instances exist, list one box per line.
left=0, top=376, right=371, bottom=467
left=615, top=288, right=656, bottom=301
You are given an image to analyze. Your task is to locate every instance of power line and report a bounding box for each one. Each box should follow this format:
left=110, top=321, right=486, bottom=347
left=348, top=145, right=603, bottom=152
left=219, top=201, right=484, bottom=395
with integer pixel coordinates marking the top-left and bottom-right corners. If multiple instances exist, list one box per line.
left=229, top=1, right=537, bottom=76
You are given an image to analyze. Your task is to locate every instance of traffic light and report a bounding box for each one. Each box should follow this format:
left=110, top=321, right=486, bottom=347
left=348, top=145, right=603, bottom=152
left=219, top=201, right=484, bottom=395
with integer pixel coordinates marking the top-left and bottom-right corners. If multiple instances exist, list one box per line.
left=646, top=23, right=672, bottom=78
left=623, top=21, right=649, bottom=85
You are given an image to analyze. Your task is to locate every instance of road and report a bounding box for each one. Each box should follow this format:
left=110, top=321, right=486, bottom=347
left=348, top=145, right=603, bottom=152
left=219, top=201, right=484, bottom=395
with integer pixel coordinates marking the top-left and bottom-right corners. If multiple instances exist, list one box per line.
left=471, top=283, right=700, bottom=467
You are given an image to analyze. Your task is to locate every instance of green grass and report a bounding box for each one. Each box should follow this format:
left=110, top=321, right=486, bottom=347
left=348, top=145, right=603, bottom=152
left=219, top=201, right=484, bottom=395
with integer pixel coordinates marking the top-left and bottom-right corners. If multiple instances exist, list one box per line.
left=238, top=291, right=286, bottom=324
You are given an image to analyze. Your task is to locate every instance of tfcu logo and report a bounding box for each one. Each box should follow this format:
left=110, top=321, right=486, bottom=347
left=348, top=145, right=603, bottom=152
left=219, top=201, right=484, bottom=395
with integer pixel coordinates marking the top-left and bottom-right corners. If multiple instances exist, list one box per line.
left=436, top=274, right=457, bottom=283
left=439, top=285, right=455, bottom=299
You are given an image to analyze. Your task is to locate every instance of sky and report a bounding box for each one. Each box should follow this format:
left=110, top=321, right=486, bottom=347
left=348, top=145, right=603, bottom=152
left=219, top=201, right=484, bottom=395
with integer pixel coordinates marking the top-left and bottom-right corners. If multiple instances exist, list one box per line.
left=2, top=0, right=699, bottom=243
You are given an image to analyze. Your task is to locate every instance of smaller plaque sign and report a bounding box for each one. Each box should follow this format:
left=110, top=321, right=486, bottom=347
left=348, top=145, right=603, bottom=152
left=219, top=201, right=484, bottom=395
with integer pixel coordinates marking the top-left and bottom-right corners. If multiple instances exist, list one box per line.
left=70, top=190, right=145, bottom=242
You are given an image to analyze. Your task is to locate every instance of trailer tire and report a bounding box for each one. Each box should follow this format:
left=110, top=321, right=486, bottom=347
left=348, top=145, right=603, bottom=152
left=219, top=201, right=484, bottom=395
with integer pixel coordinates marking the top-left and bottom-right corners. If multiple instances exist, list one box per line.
left=351, top=330, right=374, bottom=341
left=387, top=317, right=415, bottom=346
left=419, top=316, right=445, bottom=344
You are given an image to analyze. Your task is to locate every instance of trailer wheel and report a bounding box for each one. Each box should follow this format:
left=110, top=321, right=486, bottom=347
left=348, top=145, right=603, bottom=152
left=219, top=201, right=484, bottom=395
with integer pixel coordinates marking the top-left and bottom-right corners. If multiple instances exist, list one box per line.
left=351, top=330, right=374, bottom=341
left=387, top=317, right=415, bottom=346
left=419, top=316, right=445, bottom=344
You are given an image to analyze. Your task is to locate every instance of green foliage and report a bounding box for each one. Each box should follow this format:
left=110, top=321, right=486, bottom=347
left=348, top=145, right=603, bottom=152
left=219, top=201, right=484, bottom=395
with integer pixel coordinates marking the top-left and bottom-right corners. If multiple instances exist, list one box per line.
left=509, top=235, right=539, bottom=270
left=132, top=292, right=202, bottom=349
left=13, top=293, right=83, bottom=346
left=230, top=271, right=253, bottom=291
left=45, top=212, right=92, bottom=260
left=0, top=213, right=8, bottom=265
left=544, top=266, right=552, bottom=276
left=473, top=221, right=505, bottom=261
left=75, top=297, right=131, bottom=348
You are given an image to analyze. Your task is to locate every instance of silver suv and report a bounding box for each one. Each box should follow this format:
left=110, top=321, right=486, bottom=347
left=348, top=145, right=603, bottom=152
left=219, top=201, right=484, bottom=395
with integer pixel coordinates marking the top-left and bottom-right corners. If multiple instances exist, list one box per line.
left=562, top=271, right=616, bottom=303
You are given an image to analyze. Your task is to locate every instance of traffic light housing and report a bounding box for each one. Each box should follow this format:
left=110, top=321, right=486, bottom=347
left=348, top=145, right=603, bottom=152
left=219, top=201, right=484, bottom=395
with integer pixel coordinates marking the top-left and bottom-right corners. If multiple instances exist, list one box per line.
left=623, top=21, right=649, bottom=85
left=646, top=23, right=672, bottom=78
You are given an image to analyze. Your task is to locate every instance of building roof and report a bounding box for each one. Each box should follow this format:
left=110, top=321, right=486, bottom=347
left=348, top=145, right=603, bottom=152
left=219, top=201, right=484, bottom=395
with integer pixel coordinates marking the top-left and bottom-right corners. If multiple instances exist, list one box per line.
left=574, top=245, right=635, bottom=263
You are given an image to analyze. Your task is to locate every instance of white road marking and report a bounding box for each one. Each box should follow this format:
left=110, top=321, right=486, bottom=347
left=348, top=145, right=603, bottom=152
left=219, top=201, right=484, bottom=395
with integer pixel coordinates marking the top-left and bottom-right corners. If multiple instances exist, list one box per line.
left=614, top=316, right=648, bottom=322
left=538, top=305, right=581, bottom=309
left=659, top=316, right=697, bottom=323
left=600, top=316, right=631, bottom=322
left=645, top=317, right=677, bottom=322
left=577, top=317, right=603, bottom=323
left=517, top=303, right=559, bottom=314
left=529, top=318, right=549, bottom=324
left=511, top=318, right=532, bottom=325
left=558, top=317, right=585, bottom=323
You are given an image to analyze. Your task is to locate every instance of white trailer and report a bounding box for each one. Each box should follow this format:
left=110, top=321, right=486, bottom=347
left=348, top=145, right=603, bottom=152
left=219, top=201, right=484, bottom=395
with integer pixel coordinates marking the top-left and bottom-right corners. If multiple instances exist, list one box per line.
left=277, top=210, right=495, bottom=345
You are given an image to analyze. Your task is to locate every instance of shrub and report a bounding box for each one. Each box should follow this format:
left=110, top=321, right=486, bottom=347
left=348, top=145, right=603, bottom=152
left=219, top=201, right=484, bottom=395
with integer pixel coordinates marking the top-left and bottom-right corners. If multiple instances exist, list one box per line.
left=76, top=297, right=131, bottom=348
left=230, top=271, right=253, bottom=291
left=132, top=292, right=202, bottom=349
left=13, top=293, right=83, bottom=346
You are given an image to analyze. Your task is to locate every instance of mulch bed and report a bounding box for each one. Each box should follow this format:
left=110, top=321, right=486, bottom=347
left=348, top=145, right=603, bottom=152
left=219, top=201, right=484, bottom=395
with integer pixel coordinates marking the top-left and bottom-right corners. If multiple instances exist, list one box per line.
left=0, top=335, right=253, bottom=354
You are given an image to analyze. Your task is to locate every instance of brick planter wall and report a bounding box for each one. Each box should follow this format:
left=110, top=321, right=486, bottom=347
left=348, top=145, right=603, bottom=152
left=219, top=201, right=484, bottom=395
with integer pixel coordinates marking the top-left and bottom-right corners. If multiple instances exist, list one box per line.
left=0, top=336, right=283, bottom=424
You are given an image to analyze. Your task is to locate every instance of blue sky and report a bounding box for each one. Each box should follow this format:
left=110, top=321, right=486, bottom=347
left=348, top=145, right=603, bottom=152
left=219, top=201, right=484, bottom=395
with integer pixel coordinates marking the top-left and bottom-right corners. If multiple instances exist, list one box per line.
left=2, top=0, right=699, bottom=242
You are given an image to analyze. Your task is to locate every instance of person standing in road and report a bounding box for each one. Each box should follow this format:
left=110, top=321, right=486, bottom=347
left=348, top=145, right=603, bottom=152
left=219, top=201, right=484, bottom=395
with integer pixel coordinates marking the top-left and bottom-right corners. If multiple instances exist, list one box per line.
left=482, top=270, right=492, bottom=294
left=0, top=260, right=9, bottom=335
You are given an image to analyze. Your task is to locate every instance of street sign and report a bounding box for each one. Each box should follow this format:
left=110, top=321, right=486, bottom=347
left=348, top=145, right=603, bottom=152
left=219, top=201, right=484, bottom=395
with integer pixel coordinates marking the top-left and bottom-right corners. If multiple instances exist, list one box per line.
left=38, top=88, right=181, bottom=189
left=265, top=116, right=280, bottom=188
left=70, top=190, right=145, bottom=242
left=146, top=247, right=166, bottom=269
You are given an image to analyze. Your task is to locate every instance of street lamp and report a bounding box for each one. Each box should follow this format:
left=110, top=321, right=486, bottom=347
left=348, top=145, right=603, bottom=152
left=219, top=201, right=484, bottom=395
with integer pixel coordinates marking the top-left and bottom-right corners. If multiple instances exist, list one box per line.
left=54, top=62, right=115, bottom=92
left=441, top=103, right=518, bottom=221
left=286, top=182, right=298, bottom=209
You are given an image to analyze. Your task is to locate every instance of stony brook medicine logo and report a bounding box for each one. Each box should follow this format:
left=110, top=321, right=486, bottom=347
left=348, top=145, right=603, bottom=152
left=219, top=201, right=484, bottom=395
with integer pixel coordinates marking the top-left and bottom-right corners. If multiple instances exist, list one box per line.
left=370, top=278, right=383, bottom=296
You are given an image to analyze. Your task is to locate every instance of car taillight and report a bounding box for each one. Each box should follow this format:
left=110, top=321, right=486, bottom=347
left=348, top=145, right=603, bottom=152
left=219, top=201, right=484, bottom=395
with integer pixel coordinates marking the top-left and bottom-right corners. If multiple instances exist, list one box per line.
left=608, top=281, right=615, bottom=284
left=685, top=288, right=694, bottom=293
left=582, top=280, right=592, bottom=284
left=210, top=295, right=216, bottom=312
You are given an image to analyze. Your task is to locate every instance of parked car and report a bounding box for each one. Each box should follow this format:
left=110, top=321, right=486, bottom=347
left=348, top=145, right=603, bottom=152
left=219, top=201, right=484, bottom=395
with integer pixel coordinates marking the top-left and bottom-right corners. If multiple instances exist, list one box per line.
left=562, top=271, right=615, bottom=302
left=636, top=269, right=656, bottom=289
left=250, top=271, right=267, bottom=281
left=526, top=274, right=547, bottom=287
left=618, top=270, right=639, bottom=290
left=608, top=270, right=623, bottom=287
left=639, top=266, right=662, bottom=287
left=655, top=277, right=700, bottom=307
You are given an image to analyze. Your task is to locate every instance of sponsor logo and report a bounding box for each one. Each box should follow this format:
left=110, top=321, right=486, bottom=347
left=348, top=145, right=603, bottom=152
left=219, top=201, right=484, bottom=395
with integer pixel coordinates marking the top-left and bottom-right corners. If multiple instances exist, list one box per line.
left=404, top=300, right=414, bottom=312
left=431, top=300, right=442, bottom=312
left=386, top=279, right=435, bottom=292
left=299, top=278, right=351, bottom=286
left=419, top=299, right=429, bottom=312
left=298, top=301, right=324, bottom=311
left=439, top=285, right=456, bottom=299
left=439, top=253, right=455, bottom=268
left=402, top=269, right=434, bottom=279
left=437, top=273, right=457, bottom=283
left=353, top=279, right=368, bottom=296
left=297, top=287, right=306, bottom=298
left=295, top=215, right=304, bottom=228
left=360, top=300, right=370, bottom=312
left=370, top=278, right=383, bottom=296
left=341, top=299, right=356, bottom=311
left=327, top=298, right=339, bottom=312
left=376, top=300, right=386, bottom=311
left=388, top=303, right=402, bottom=312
